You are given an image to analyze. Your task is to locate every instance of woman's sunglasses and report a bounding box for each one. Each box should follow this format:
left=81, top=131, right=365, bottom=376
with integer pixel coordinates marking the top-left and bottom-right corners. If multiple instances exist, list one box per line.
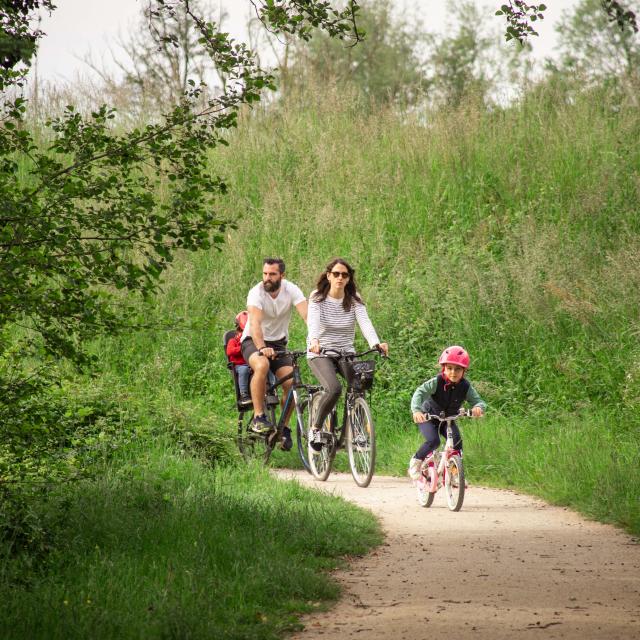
left=329, top=271, right=350, bottom=279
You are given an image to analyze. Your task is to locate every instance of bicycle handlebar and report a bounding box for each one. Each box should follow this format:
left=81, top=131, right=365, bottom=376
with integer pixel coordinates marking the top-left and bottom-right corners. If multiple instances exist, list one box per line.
left=259, top=347, right=387, bottom=362
left=269, top=349, right=306, bottom=359
left=319, top=346, right=388, bottom=359
left=423, top=409, right=474, bottom=422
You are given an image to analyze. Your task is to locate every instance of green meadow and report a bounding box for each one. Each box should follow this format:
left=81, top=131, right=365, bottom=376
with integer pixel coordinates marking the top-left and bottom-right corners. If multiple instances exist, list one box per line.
left=2, top=77, right=639, bottom=637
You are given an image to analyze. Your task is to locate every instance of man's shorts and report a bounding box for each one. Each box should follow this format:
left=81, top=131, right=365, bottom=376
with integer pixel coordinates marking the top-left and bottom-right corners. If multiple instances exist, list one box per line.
left=241, top=337, right=293, bottom=372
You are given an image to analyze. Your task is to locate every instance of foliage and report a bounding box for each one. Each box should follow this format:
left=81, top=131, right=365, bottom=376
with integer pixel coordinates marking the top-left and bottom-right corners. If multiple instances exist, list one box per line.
left=0, top=449, right=382, bottom=639
left=288, top=0, right=427, bottom=106
left=602, top=0, right=638, bottom=32
left=0, top=1, right=56, bottom=89
left=425, top=1, right=497, bottom=108
left=495, top=1, right=547, bottom=43
left=494, top=0, right=638, bottom=44
left=250, top=0, right=363, bottom=42
left=0, top=0, right=364, bottom=405
left=551, top=0, right=640, bottom=81
left=0, top=0, right=362, bottom=551
left=0, top=382, right=130, bottom=555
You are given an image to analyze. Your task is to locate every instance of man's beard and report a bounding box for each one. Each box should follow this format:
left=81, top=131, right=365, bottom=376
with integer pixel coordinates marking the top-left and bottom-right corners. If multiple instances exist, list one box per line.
left=263, top=279, right=282, bottom=292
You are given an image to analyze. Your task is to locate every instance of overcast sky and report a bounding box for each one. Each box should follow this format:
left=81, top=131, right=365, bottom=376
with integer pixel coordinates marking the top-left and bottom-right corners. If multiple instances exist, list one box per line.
left=33, top=0, right=579, bottom=84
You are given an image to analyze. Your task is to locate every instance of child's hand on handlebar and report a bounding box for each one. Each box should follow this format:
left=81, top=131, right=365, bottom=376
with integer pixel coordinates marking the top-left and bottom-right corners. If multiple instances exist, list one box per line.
left=471, top=406, right=484, bottom=417
left=309, top=339, right=321, bottom=354
left=412, top=411, right=426, bottom=423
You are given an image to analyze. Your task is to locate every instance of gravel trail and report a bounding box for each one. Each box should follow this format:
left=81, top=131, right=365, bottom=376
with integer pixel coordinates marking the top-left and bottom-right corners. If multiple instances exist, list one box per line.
left=276, top=471, right=640, bottom=640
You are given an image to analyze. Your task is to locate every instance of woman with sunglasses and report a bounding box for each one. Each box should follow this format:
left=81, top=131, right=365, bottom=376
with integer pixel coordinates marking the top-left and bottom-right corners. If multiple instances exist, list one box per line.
left=307, top=258, right=389, bottom=449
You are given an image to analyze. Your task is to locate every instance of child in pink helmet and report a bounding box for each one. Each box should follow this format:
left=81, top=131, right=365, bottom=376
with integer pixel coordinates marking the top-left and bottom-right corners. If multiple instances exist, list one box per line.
left=408, top=346, right=486, bottom=480
left=226, top=311, right=251, bottom=405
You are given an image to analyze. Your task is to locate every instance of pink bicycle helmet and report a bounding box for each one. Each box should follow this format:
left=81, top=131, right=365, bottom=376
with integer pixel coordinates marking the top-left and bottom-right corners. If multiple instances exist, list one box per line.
left=438, top=345, right=470, bottom=369
left=235, top=310, right=248, bottom=331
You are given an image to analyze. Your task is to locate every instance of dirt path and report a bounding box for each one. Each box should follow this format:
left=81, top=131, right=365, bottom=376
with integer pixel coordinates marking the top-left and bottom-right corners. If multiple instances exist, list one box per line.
left=276, top=471, right=640, bottom=640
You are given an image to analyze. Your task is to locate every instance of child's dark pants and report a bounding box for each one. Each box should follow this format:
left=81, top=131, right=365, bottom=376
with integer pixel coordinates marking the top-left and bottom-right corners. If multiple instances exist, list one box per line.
left=415, top=419, right=463, bottom=460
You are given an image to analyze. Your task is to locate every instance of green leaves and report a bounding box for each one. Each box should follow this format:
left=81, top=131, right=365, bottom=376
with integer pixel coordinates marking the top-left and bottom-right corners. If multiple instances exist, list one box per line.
left=0, top=0, right=364, bottom=375
left=255, top=0, right=362, bottom=43
left=602, top=0, right=638, bottom=33
left=0, top=1, right=57, bottom=89
left=495, top=1, right=547, bottom=43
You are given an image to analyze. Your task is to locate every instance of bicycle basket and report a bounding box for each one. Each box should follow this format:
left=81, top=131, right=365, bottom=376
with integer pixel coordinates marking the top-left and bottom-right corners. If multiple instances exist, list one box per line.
left=344, top=359, right=376, bottom=391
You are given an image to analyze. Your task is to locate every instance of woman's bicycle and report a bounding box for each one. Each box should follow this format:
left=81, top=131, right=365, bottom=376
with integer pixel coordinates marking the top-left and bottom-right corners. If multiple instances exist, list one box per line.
left=307, top=347, right=385, bottom=488
left=414, top=410, right=473, bottom=512
left=234, top=349, right=320, bottom=472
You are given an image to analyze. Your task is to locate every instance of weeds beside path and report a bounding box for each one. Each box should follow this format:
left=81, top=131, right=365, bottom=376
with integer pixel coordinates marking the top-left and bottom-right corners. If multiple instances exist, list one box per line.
left=277, top=471, right=640, bottom=640
left=0, top=449, right=382, bottom=640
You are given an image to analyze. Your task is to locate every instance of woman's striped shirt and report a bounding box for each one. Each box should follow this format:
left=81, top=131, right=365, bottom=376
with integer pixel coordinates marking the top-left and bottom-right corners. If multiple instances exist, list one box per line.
left=306, top=290, right=380, bottom=359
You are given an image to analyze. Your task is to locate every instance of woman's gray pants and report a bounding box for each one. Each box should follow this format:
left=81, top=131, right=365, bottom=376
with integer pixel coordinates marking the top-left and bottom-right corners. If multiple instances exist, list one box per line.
left=308, top=356, right=344, bottom=429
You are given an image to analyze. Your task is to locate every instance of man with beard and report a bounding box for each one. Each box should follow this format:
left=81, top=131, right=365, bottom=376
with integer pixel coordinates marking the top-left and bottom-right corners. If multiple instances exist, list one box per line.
left=240, top=257, right=308, bottom=449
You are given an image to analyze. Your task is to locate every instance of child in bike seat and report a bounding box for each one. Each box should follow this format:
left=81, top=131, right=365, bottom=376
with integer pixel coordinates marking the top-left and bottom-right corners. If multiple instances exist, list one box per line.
left=226, top=311, right=251, bottom=405
left=408, top=346, right=486, bottom=480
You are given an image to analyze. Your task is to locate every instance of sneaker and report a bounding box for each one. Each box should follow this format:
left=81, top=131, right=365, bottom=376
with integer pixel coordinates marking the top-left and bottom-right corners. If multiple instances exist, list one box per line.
left=281, top=427, right=293, bottom=452
left=239, top=393, right=252, bottom=406
left=250, top=414, right=273, bottom=434
left=309, top=428, right=323, bottom=452
left=408, top=456, right=423, bottom=481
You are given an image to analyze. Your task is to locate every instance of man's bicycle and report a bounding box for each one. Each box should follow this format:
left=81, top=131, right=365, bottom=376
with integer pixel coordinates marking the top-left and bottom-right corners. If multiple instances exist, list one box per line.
left=307, top=347, right=385, bottom=487
left=230, top=348, right=320, bottom=472
left=414, top=410, right=473, bottom=511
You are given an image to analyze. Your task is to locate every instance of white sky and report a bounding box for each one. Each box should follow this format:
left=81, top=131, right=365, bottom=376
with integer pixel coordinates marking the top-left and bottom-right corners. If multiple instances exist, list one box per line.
left=32, top=0, right=579, bottom=84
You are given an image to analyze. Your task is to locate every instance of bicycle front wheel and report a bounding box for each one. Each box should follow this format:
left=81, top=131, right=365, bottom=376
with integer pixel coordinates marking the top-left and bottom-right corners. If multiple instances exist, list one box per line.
left=346, top=396, right=376, bottom=487
left=294, top=396, right=312, bottom=474
left=308, top=394, right=336, bottom=482
left=416, top=473, right=435, bottom=508
left=444, top=454, right=465, bottom=511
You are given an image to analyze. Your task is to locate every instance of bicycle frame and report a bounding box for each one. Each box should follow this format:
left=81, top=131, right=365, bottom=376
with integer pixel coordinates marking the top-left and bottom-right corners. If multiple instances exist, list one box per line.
left=434, top=423, right=461, bottom=483
left=416, top=410, right=471, bottom=511
left=236, top=349, right=321, bottom=471
left=307, top=347, right=385, bottom=487
left=267, top=359, right=319, bottom=433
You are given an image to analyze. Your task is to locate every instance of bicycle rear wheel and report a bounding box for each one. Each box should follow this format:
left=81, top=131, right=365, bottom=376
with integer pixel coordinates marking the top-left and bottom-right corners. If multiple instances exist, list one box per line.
left=294, top=396, right=312, bottom=473
left=237, top=407, right=276, bottom=465
left=444, top=454, right=465, bottom=511
left=307, top=394, right=336, bottom=481
left=346, top=396, right=376, bottom=487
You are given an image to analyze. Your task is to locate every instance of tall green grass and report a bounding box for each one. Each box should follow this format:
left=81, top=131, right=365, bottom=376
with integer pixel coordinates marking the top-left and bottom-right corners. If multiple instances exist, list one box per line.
left=0, top=441, right=381, bottom=639
left=3, top=74, right=639, bottom=639
left=95, top=77, right=639, bottom=532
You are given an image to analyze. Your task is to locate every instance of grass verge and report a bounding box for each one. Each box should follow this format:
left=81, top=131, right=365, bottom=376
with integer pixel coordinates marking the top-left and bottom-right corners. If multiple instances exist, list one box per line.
left=0, top=441, right=382, bottom=640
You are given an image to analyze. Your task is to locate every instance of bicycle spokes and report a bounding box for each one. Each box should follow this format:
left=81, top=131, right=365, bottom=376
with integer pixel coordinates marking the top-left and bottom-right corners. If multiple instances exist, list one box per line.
left=347, top=397, right=376, bottom=488
left=307, top=395, right=336, bottom=481
left=444, top=455, right=465, bottom=511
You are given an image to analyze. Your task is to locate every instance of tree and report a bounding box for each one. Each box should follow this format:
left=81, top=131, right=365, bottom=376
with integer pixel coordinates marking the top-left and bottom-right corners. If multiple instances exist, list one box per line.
left=0, top=0, right=361, bottom=405
left=552, top=0, right=640, bottom=81
left=288, top=0, right=428, bottom=106
left=0, top=0, right=55, bottom=89
left=86, top=1, right=230, bottom=113
left=425, top=2, right=497, bottom=109
left=495, top=1, right=637, bottom=44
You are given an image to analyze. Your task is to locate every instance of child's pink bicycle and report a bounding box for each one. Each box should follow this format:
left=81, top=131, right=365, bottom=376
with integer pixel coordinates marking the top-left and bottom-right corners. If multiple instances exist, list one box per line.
left=415, top=410, right=473, bottom=512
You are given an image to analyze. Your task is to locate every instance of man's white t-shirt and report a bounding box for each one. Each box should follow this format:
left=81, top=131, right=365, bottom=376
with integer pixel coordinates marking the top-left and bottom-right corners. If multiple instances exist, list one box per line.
left=241, top=280, right=306, bottom=343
